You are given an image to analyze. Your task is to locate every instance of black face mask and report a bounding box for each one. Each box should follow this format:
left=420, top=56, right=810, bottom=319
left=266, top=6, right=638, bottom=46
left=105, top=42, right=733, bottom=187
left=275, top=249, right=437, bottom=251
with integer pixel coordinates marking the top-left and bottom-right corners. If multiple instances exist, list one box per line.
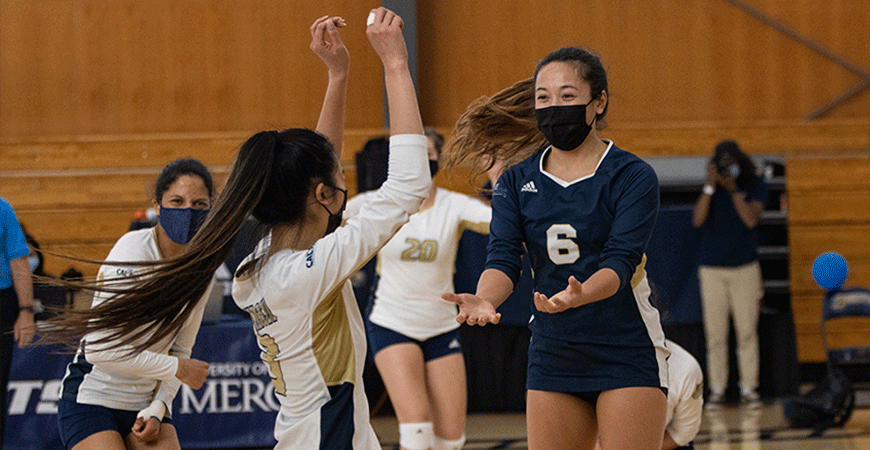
left=429, top=159, right=439, bottom=178
left=535, top=103, right=593, bottom=151
left=322, top=187, right=347, bottom=237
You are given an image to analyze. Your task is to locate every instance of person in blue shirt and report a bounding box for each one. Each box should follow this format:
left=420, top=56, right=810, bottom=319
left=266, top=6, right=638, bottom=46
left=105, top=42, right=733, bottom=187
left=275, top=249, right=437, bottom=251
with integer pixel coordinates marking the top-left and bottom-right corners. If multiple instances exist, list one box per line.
left=1, top=196, right=35, bottom=449
left=691, top=140, right=768, bottom=409
left=442, top=47, right=668, bottom=450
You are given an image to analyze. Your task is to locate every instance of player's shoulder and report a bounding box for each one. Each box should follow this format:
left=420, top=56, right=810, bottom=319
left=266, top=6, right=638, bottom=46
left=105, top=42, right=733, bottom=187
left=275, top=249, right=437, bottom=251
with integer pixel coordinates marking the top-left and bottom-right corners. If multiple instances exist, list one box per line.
left=601, top=142, right=657, bottom=183
left=0, top=196, right=17, bottom=221
left=436, top=188, right=485, bottom=205
left=604, top=142, right=651, bottom=169
left=500, top=149, right=545, bottom=184
left=109, top=228, right=159, bottom=261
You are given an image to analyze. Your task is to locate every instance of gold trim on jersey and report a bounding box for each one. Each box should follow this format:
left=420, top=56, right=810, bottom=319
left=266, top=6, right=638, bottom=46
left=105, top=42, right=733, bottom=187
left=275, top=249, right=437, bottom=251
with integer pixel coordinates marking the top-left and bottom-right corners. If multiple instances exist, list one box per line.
left=459, top=219, right=490, bottom=235
left=311, top=285, right=356, bottom=386
left=630, top=253, right=648, bottom=289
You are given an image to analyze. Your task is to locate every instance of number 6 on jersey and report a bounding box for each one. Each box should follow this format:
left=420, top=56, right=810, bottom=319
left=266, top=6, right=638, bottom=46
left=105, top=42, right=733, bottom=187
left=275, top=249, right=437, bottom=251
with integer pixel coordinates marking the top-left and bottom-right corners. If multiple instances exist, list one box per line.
left=547, top=224, right=580, bottom=264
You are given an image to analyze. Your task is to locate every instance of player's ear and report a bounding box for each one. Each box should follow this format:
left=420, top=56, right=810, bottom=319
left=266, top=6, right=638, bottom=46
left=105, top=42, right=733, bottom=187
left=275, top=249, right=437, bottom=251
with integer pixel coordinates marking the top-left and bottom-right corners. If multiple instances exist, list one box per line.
left=594, top=90, right=607, bottom=116
left=314, top=182, right=329, bottom=205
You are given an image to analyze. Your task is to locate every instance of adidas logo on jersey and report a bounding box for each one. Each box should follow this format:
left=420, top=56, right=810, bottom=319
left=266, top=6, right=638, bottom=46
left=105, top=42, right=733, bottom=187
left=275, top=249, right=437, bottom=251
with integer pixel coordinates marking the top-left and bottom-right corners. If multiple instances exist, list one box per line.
left=448, top=339, right=460, bottom=349
left=521, top=181, right=538, bottom=193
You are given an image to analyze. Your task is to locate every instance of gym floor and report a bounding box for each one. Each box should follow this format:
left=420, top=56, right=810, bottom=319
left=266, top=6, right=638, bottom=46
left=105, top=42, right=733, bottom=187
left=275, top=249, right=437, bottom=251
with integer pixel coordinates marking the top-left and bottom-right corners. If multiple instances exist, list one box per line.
left=370, top=401, right=870, bottom=449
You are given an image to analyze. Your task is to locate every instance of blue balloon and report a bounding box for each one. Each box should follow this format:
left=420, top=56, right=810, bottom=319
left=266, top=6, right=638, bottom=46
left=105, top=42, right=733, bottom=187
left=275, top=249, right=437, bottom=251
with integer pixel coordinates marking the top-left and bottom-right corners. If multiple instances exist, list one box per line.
left=812, top=252, right=849, bottom=290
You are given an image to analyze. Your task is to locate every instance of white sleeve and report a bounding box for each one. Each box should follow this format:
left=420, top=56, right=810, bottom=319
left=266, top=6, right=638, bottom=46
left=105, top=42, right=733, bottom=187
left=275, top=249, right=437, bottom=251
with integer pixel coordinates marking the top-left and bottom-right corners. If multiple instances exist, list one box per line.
left=82, top=339, right=179, bottom=381
left=150, top=280, right=211, bottom=416
left=666, top=357, right=704, bottom=446
left=273, top=134, right=430, bottom=311
left=83, top=235, right=180, bottom=381
left=343, top=191, right=374, bottom=221
left=458, top=195, right=492, bottom=234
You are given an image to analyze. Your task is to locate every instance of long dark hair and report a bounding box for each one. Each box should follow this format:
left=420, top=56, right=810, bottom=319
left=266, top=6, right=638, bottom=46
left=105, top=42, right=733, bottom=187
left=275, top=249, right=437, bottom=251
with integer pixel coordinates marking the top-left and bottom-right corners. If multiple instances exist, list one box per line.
left=443, top=46, right=609, bottom=179
left=40, top=129, right=339, bottom=355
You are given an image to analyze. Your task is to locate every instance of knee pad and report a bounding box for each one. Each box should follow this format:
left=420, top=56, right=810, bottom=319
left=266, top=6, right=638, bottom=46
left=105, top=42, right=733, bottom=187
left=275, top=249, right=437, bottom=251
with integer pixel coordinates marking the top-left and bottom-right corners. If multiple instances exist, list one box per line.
left=399, top=422, right=434, bottom=450
left=434, top=434, right=466, bottom=450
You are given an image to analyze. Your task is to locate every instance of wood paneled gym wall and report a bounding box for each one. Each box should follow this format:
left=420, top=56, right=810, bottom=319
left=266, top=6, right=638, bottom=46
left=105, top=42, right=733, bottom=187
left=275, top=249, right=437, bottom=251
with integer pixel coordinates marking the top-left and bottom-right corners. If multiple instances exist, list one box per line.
left=416, top=0, right=870, bottom=125
left=0, top=0, right=383, bottom=136
left=788, top=155, right=870, bottom=362
left=1, top=1, right=869, bottom=362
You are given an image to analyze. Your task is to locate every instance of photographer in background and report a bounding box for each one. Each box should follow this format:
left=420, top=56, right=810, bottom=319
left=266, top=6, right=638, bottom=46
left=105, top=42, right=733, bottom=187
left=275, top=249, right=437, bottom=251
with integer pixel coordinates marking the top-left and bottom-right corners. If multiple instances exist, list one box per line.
left=692, top=140, right=768, bottom=409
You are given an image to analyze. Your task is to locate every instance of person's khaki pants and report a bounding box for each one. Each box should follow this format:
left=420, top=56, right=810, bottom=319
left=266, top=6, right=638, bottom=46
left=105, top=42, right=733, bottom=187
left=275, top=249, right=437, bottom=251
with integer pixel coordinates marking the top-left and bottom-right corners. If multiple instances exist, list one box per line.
left=698, top=261, right=763, bottom=394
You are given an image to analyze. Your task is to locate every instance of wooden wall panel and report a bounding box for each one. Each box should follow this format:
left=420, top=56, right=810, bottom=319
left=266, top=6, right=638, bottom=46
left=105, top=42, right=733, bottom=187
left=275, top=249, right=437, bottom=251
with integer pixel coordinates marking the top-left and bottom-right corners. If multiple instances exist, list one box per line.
left=788, top=154, right=870, bottom=361
left=417, top=0, right=870, bottom=128
left=600, top=121, right=870, bottom=158
left=792, top=292, right=870, bottom=362
left=40, top=243, right=116, bottom=279
left=789, top=228, right=870, bottom=294
left=0, top=0, right=383, bottom=137
left=3, top=1, right=869, bottom=137
left=16, top=209, right=142, bottom=245
left=788, top=192, right=870, bottom=225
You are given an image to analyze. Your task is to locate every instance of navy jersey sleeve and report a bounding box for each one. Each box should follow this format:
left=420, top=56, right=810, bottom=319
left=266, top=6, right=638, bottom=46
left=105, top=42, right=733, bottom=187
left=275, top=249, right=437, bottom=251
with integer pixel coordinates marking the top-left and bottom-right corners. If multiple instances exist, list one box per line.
left=599, top=161, right=659, bottom=290
left=485, top=169, right=525, bottom=286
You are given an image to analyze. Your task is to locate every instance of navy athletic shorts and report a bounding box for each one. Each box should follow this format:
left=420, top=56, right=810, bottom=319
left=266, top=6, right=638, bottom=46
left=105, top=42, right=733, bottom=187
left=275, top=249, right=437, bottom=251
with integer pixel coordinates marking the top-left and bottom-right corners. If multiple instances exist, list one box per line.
left=57, top=398, right=172, bottom=449
left=366, top=321, right=462, bottom=361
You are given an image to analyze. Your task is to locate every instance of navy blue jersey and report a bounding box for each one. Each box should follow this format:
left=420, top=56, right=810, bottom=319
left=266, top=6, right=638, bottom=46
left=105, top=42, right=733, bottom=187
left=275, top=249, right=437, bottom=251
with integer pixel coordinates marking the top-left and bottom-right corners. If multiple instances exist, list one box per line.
left=487, top=142, right=663, bottom=351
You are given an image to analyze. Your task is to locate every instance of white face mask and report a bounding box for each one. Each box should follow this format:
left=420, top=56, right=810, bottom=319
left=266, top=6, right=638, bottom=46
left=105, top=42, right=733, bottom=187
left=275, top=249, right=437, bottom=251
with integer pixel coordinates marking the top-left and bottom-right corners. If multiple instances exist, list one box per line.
left=28, top=255, right=40, bottom=273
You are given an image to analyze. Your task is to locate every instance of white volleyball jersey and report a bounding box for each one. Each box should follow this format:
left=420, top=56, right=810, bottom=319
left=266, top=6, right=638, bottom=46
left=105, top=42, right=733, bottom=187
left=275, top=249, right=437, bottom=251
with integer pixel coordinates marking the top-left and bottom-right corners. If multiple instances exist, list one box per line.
left=346, top=188, right=491, bottom=340
left=664, top=339, right=704, bottom=446
left=232, top=134, right=430, bottom=450
left=60, top=227, right=212, bottom=415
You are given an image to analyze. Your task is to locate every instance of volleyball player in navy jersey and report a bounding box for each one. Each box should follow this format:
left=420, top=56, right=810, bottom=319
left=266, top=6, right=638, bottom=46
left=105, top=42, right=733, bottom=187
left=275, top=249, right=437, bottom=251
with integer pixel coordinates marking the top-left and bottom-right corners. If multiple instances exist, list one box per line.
left=442, top=47, right=668, bottom=450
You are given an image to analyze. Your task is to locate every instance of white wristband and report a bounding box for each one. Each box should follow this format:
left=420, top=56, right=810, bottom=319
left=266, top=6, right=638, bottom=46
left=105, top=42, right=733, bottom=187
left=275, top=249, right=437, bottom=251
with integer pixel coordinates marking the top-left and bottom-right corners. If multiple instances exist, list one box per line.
left=136, top=400, right=167, bottom=422
left=702, top=184, right=715, bottom=195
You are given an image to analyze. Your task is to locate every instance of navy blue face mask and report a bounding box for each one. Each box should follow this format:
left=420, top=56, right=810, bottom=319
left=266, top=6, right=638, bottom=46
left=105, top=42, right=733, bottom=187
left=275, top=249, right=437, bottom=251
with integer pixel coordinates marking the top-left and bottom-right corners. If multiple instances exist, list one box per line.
left=159, top=207, right=210, bottom=245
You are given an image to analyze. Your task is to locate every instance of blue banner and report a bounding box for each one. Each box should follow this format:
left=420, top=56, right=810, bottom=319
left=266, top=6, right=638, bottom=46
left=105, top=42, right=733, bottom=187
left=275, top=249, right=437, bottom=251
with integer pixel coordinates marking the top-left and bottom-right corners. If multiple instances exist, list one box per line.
left=5, top=317, right=278, bottom=449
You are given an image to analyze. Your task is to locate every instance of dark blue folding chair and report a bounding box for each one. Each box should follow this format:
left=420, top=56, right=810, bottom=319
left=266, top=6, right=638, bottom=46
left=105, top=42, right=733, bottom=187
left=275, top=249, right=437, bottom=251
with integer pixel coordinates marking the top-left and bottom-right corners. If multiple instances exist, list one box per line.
left=784, top=287, right=866, bottom=435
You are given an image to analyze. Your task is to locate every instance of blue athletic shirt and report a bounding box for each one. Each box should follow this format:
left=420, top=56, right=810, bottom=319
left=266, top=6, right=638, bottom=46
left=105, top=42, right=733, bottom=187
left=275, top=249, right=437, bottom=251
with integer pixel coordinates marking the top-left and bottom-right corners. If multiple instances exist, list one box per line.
left=486, top=142, right=662, bottom=347
left=697, top=176, right=768, bottom=267
left=1, top=197, right=30, bottom=289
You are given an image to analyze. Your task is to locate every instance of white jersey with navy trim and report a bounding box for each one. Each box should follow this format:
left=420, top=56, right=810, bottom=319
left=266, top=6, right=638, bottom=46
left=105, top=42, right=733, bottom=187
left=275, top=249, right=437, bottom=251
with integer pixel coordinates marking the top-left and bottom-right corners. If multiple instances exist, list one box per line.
left=489, top=141, right=669, bottom=391
left=232, top=134, right=430, bottom=450
left=346, top=188, right=491, bottom=340
left=60, top=227, right=213, bottom=415
left=665, top=339, right=704, bottom=446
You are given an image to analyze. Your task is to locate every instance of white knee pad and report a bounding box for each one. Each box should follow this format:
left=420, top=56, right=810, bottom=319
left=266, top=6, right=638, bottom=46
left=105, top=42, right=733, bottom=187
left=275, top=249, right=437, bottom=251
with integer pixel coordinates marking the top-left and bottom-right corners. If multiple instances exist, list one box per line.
left=434, top=434, right=466, bottom=450
left=399, top=422, right=434, bottom=450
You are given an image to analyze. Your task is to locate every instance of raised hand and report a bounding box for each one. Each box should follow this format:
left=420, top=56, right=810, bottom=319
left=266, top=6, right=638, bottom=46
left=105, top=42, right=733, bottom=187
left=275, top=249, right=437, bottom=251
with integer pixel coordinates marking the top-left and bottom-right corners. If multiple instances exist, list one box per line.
left=534, top=275, right=583, bottom=313
left=705, top=161, right=719, bottom=187
left=443, top=292, right=502, bottom=326
left=310, top=15, right=349, bottom=77
left=365, top=7, right=408, bottom=69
